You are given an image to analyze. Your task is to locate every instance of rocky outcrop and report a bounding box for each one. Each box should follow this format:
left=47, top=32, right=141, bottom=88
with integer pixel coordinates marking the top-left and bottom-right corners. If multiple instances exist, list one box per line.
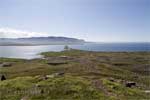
left=47, top=61, right=68, bottom=65
left=125, top=82, right=136, bottom=88
left=0, top=62, right=12, bottom=67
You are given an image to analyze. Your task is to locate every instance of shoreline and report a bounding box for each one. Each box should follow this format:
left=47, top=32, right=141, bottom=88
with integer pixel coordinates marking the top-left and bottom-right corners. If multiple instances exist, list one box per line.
left=0, top=50, right=150, bottom=60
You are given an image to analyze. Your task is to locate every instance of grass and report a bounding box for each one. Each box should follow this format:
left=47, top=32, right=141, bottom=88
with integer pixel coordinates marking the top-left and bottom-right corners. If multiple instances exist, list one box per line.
left=0, top=75, right=108, bottom=100
left=102, top=78, right=149, bottom=100
left=0, top=49, right=150, bottom=100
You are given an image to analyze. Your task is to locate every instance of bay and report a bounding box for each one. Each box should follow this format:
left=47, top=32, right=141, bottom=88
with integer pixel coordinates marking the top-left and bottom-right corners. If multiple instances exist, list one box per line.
left=0, top=43, right=149, bottom=59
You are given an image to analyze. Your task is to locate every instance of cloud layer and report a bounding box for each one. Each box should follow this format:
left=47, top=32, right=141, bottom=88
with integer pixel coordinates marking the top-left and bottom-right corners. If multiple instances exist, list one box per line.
left=0, top=28, right=49, bottom=38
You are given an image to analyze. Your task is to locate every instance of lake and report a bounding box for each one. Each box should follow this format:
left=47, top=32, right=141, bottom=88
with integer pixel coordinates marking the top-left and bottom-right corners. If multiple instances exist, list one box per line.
left=0, top=43, right=149, bottom=59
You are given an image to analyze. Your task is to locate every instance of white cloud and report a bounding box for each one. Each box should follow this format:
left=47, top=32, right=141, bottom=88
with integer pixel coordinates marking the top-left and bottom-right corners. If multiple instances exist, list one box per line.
left=0, top=28, right=49, bottom=38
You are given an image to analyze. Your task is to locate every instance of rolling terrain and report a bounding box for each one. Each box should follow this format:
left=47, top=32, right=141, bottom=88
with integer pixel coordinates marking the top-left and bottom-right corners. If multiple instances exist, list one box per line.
left=0, top=49, right=150, bottom=100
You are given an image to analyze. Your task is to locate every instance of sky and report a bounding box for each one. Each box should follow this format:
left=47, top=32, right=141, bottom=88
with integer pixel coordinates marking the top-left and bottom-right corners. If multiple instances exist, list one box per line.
left=0, top=0, right=149, bottom=42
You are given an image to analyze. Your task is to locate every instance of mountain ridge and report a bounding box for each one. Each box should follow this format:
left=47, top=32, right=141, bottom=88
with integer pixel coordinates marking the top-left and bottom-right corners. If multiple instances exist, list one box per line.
left=0, top=36, right=85, bottom=46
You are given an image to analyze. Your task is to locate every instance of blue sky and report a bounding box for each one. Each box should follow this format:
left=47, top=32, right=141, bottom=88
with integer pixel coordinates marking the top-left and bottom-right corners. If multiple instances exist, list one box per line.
left=0, top=0, right=149, bottom=42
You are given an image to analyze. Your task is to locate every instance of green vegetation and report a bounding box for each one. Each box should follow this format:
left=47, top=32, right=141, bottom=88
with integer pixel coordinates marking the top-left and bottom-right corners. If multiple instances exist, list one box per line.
left=0, top=49, right=150, bottom=100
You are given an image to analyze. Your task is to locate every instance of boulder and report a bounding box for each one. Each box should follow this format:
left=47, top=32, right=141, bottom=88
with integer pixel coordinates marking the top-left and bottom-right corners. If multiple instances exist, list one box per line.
left=37, top=72, right=65, bottom=81
left=35, top=84, right=41, bottom=87
left=108, top=77, right=115, bottom=82
left=46, top=72, right=65, bottom=78
left=46, top=74, right=55, bottom=78
left=20, top=96, right=29, bottom=100
left=47, top=61, right=68, bottom=65
left=125, top=82, right=136, bottom=88
left=1, top=75, right=6, bottom=81
left=0, top=62, right=12, bottom=67
left=59, top=56, right=69, bottom=58
left=54, top=72, right=65, bottom=76
left=144, top=90, right=150, bottom=93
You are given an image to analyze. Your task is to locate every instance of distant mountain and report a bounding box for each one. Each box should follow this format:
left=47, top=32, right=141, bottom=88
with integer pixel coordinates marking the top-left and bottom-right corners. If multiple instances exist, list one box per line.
left=0, top=37, right=85, bottom=46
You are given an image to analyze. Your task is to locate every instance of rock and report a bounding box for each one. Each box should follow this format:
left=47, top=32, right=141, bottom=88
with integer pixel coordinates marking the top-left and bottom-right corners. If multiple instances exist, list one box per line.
left=41, top=57, right=46, bottom=60
left=108, top=77, right=115, bottom=82
left=144, top=90, right=150, bottom=93
left=1, top=75, right=6, bottom=81
left=20, top=96, right=29, bottom=100
left=37, top=72, right=65, bottom=81
left=59, top=56, right=68, bottom=58
left=42, top=75, right=49, bottom=80
left=46, top=74, right=55, bottom=78
left=46, top=72, right=65, bottom=78
left=47, top=61, right=68, bottom=65
left=54, top=72, right=65, bottom=76
left=35, top=84, right=41, bottom=87
left=40, top=89, right=44, bottom=94
left=41, top=74, right=55, bottom=80
left=125, top=82, right=136, bottom=88
left=133, top=75, right=139, bottom=79
left=0, top=62, right=12, bottom=67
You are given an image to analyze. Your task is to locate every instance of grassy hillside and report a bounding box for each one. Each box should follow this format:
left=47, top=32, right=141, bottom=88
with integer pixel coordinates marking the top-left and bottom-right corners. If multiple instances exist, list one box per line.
left=0, top=49, right=150, bottom=100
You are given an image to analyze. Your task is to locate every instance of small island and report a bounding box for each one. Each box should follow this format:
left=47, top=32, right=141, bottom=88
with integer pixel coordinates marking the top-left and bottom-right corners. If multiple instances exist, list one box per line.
left=0, top=49, right=149, bottom=100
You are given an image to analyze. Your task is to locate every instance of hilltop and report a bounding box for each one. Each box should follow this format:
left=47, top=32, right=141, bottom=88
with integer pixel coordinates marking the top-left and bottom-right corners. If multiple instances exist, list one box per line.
left=0, top=37, right=85, bottom=46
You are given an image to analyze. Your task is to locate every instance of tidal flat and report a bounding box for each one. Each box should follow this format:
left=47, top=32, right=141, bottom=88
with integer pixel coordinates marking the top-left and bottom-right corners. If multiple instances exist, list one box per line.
left=0, top=49, right=150, bottom=100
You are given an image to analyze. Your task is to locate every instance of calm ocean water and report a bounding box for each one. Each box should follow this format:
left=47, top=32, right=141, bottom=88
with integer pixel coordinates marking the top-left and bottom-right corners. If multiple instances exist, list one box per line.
left=0, top=43, right=149, bottom=59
